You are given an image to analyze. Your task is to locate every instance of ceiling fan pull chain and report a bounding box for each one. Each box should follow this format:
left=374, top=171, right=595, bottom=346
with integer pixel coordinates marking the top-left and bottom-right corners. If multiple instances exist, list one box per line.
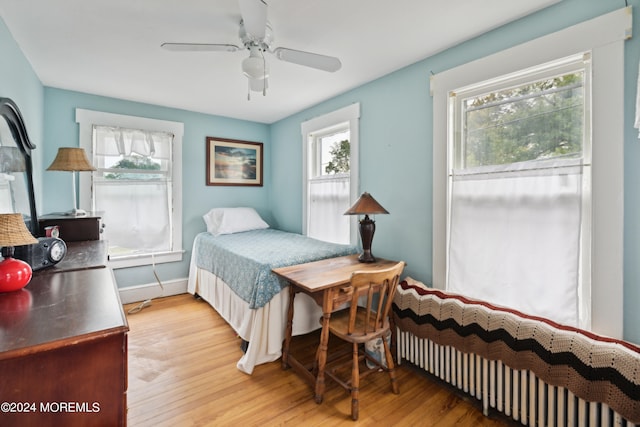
left=263, top=53, right=267, bottom=96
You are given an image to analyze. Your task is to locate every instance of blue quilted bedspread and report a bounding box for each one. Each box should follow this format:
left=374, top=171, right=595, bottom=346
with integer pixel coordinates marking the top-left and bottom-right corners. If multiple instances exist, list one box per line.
left=194, top=229, right=358, bottom=309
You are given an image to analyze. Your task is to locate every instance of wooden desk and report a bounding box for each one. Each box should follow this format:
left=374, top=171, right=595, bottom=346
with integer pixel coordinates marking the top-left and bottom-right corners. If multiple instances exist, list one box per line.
left=273, top=254, right=398, bottom=404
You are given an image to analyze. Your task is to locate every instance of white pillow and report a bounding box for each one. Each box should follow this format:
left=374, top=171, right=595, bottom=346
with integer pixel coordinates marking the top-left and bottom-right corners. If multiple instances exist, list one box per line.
left=203, top=207, right=269, bottom=236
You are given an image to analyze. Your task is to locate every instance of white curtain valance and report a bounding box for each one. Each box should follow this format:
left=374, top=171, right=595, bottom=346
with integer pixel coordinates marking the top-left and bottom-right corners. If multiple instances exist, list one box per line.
left=93, top=125, right=173, bottom=159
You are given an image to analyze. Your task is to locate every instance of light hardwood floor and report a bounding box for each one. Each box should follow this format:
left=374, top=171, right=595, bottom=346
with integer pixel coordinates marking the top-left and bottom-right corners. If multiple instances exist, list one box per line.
left=124, top=294, right=514, bottom=426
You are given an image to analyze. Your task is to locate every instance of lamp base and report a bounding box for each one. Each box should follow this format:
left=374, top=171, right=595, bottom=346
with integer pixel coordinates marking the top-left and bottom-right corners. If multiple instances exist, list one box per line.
left=358, top=215, right=377, bottom=263
left=0, top=256, right=33, bottom=292
left=358, top=251, right=376, bottom=263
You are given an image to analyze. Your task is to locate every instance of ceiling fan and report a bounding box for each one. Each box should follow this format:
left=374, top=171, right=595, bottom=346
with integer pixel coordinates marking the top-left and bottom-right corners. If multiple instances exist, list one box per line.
left=161, top=0, right=342, bottom=98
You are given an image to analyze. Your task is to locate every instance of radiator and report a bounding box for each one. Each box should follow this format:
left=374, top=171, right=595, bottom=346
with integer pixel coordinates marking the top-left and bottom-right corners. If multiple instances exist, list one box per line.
left=396, top=330, right=638, bottom=427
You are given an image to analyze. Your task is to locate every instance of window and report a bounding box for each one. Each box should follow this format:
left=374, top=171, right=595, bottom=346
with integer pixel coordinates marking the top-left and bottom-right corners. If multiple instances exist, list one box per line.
left=302, top=103, right=360, bottom=245
left=76, top=109, right=184, bottom=268
left=307, top=124, right=350, bottom=244
left=447, top=55, right=591, bottom=327
left=432, top=7, right=630, bottom=338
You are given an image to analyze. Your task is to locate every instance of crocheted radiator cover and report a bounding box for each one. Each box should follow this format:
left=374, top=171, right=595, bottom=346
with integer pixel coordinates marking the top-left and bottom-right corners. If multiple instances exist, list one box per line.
left=392, top=280, right=640, bottom=424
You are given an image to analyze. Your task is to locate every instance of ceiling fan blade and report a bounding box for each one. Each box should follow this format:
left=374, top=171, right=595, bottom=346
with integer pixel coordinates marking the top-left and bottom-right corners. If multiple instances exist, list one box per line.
left=161, top=43, right=240, bottom=52
left=238, top=0, right=267, bottom=40
left=273, top=48, right=341, bottom=72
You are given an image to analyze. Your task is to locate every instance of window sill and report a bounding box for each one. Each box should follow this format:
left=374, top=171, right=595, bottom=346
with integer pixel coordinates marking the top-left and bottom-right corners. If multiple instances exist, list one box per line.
left=108, top=250, right=184, bottom=269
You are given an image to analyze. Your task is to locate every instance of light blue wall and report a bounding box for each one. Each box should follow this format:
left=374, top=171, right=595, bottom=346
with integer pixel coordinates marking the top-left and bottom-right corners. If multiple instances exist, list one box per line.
left=42, top=88, right=271, bottom=288
left=270, top=63, right=431, bottom=280
left=270, top=0, right=640, bottom=344
left=0, top=16, right=44, bottom=210
left=2, top=1, right=639, bottom=343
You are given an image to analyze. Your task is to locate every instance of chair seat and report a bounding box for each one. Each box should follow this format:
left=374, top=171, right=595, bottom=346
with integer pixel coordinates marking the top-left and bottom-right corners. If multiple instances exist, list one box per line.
left=328, top=307, right=390, bottom=344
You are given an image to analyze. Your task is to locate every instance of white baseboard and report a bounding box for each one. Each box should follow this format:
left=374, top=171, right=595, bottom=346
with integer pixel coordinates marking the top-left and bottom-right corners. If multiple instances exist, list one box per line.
left=118, top=277, right=188, bottom=304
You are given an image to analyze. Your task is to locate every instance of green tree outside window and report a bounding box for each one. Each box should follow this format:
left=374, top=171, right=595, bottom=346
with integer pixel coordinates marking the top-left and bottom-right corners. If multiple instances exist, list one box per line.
left=325, top=139, right=350, bottom=174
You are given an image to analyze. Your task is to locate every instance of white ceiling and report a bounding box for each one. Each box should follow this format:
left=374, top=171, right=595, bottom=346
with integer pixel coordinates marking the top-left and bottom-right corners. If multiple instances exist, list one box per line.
left=0, top=0, right=560, bottom=124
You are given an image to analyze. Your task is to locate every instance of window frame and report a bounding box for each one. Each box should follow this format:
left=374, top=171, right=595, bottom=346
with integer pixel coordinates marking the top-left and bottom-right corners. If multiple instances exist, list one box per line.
left=301, top=103, right=360, bottom=245
left=76, top=109, right=184, bottom=269
left=447, top=54, right=592, bottom=328
left=311, top=124, right=350, bottom=179
left=432, top=7, right=630, bottom=339
left=453, top=54, right=590, bottom=171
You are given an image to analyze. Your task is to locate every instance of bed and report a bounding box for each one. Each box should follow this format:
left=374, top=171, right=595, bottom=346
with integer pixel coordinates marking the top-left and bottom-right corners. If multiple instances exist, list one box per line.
left=187, top=207, right=358, bottom=374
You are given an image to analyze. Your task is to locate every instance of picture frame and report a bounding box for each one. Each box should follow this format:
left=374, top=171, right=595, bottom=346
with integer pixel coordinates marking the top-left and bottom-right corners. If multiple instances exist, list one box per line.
left=206, top=137, right=263, bottom=186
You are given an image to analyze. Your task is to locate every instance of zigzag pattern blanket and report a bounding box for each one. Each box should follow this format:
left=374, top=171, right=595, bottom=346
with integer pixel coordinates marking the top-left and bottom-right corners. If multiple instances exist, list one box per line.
left=392, top=280, right=640, bottom=424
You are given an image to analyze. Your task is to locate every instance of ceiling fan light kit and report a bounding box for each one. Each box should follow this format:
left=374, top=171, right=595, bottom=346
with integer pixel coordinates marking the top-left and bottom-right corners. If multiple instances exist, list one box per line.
left=243, top=46, right=268, bottom=98
left=242, top=46, right=268, bottom=80
left=161, top=0, right=341, bottom=99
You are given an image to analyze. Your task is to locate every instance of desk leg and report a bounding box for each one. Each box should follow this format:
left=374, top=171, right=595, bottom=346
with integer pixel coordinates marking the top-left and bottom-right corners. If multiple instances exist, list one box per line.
left=282, top=284, right=296, bottom=370
left=314, top=292, right=332, bottom=404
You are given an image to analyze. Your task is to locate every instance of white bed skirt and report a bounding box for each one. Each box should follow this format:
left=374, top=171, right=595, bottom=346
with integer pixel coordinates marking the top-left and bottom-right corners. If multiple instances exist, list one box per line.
left=187, top=255, right=322, bottom=374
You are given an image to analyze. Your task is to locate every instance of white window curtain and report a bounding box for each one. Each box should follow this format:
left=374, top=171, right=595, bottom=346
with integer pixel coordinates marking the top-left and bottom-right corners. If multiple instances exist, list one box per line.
left=93, top=126, right=174, bottom=255
left=95, top=182, right=171, bottom=251
left=307, top=174, right=350, bottom=244
left=447, top=159, right=585, bottom=326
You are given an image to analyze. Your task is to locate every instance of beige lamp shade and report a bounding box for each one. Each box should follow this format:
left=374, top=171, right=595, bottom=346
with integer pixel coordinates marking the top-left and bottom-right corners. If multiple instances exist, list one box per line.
left=0, top=213, right=37, bottom=247
left=46, top=147, right=95, bottom=216
left=46, top=147, right=96, bottom=172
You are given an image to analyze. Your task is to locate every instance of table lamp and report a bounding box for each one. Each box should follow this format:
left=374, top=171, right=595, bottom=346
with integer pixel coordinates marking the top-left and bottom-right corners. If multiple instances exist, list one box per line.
left=344, top=192, right=389, bottom=263
left=46, top=147, right=96, bottom=216
left=0, top=213, right=38, bottom=292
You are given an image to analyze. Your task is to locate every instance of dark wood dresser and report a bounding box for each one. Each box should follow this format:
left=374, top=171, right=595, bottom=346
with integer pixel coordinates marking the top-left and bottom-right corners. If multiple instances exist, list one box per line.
left=0, top=241, right=128, bottom=426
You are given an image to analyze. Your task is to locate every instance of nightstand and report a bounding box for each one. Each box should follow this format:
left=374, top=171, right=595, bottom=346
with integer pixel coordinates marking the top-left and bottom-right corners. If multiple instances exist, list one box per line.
left=39, top=213, right=104, bottom=241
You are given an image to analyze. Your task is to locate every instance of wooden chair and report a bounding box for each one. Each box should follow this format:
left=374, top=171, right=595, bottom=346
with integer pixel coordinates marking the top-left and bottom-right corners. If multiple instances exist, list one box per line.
left=323, top=261, right=405, bottom=421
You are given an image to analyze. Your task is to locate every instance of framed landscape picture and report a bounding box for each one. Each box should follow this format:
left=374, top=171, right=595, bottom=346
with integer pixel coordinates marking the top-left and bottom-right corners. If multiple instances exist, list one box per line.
left=206, top=137, right=263, bottom=186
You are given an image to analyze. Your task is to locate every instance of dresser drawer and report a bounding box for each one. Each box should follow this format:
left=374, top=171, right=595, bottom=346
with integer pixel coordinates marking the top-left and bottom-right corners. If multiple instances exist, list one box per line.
left=39, top=215, right=103, bottom=241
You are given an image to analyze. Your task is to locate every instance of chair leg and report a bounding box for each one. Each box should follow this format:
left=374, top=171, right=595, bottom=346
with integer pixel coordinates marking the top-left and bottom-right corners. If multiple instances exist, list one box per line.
left=351, top=342, right=359, bottom=421
left=382, top=334, right=399, bottom=394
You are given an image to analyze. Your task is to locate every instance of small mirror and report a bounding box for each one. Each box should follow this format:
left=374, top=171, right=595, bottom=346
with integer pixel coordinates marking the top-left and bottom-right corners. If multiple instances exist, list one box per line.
left=0, top=98, right=38, bottom=236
